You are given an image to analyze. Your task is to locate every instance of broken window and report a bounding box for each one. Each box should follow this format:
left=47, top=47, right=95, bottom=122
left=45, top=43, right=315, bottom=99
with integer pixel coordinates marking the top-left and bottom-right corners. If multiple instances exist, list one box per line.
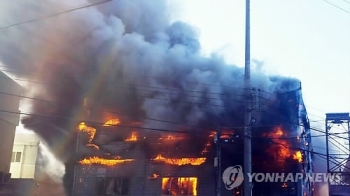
left=96, top=177, right=129, bottom=195
left=162, top=177, right=197, bottom=196
left=11, top=152, right=22, bottom=162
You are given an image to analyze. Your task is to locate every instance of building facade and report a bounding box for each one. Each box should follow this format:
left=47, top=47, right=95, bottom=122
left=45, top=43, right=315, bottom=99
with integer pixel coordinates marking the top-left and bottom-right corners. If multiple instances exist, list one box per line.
left=71, top=87, right=314, bottom=196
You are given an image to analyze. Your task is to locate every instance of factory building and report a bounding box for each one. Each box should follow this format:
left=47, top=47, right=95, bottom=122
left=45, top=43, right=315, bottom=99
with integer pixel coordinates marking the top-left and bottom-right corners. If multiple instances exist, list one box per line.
left=71, top=86, right=314, bottom=196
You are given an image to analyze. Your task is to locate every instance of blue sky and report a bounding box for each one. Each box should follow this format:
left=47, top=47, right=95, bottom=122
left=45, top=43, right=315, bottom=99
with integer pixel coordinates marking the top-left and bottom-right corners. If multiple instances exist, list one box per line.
left=171, top=0, right=350, bottom=121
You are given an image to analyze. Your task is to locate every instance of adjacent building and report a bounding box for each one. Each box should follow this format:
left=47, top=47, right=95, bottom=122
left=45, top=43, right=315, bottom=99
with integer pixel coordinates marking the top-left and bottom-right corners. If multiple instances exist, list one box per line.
left=10, top=132, right=40, bottom=179
left=0, top=71, right=22, bottom=188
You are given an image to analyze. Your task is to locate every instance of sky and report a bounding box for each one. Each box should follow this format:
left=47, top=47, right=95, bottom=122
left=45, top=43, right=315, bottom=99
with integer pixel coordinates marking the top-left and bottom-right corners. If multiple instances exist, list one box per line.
left=171, top=0, right=350, bottom=120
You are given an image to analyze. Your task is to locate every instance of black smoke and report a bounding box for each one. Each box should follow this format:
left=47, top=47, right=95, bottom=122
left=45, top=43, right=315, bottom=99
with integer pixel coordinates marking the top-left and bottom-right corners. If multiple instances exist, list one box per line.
left=0, top=0, right=302, bottom=195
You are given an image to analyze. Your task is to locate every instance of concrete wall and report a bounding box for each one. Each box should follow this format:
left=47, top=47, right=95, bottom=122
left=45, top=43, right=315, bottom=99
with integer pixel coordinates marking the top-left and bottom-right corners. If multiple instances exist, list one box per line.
left=0, top=71, right=22, bottom=174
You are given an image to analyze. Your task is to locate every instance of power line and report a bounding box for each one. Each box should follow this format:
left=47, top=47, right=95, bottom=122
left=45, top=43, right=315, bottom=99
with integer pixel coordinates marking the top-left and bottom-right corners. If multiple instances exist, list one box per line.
left=0, top=100, right=341, bottom=140
left=0, top=85, right=337, bottom=132
left=0, top=71, right=249, bottom=98
left=0, top=108, right=198, bottom=134
left=0, top=73, right=248, bottom=99
left=0, top=75, right=51, bottom=85
left=0, top=0, right=113, bottom=31
left=1, top=79, right=343, bottom=135
left=1, top=67, right=333, bottom=124
left=1, top=98, right=343, bottom=160
left=225, top=132, right=345, bottom=170
left=258, top=89, right=330, bottom=122
left=0, top=106, right=336, bottom=138
left=319, top=0, right=350, bottom=14
left=0, top=69, right=332, bottom=131
left=250, top=135, right=335, bottom=159
left=260, top=110, right=349, bottom=140
left=0, top=91, right=205, bottom=129
left=0, top=108, right=301, bottom=136
left=0, top=86, right=335, bottom=134
left=0, top=107, right=319, bottom=135
left=1, top=69, right=340, bottom=132
left=0, top=76, right=251, bottom=108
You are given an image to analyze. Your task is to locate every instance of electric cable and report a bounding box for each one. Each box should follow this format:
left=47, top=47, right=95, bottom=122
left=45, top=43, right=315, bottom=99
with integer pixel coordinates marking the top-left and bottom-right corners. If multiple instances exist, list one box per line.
left=260, top=110, right=349, bottom=140
left=1, top=89, right=346, bottom=139
left=319, top=0, right=350, bottom=13
left=0, top=0, right=113, bottom=31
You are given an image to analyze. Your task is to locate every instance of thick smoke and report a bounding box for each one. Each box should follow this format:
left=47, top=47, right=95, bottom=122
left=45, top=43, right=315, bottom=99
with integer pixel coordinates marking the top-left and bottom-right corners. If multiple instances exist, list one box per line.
left=0, top=0, right=301, bottom=195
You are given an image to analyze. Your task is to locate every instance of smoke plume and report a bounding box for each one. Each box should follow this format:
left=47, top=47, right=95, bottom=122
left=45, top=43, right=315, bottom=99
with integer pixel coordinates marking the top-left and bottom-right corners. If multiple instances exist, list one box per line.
left=0, top=0, right=302, bottom=195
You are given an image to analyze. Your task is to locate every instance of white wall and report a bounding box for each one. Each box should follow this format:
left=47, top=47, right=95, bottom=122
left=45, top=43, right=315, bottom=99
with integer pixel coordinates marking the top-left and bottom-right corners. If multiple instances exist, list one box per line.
left=9, top=133, right=39, bottom=179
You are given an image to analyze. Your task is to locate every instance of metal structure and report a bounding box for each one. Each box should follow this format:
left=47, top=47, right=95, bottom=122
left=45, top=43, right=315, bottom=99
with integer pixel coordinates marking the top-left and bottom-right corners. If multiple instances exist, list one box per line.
left=325, top=113, right=350, bottom=195
left=243, top=0, right=252, bottom=195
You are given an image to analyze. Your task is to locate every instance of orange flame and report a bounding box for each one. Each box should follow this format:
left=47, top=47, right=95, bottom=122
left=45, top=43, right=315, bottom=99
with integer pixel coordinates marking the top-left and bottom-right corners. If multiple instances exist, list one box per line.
left=201, top=132, right=216, bottom=154
left=78, top=122, right=96, bottom=142
left=148, top=173, right=160, bottom=179
left=275, top=128, right=284, bottom=136
left=125, top=132, right=138, bottom=141
left=152, top=154, right=206, bottom=166
left=103, top=119, right=120, bottom=126
left=86, top=144, right=99, bottom=150
left=159, top=135, right=184, bottom=140
left=293, top=151, right=303, bottom=162
left=265, top=127, right=292, bottom=164
left=162, top=177, right=197, bottom=195
left=79, top=156, right=134, bottom=166
left=220, top=134, right=231, bottom=139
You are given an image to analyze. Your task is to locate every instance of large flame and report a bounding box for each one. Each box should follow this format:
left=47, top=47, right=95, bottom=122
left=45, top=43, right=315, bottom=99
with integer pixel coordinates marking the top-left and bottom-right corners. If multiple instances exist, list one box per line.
left=152, top=154, right=206, bottom=166
left=162, top=177, right=197, bottom=195
left=264, top=127, right=292, bottom=165
left=125, top=132, right=138, bottom=141
left=79, top=156, right=134, bottom=166
left=103, top=118, right=121, bottom=126
left=78, top=122, right=96, bottom=142
left=293, top=151, right=303, bottom=163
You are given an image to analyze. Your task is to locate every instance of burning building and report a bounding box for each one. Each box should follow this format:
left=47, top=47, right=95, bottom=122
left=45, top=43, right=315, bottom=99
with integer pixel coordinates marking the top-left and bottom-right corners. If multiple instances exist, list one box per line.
left=69, top=82, right=314, bottom=196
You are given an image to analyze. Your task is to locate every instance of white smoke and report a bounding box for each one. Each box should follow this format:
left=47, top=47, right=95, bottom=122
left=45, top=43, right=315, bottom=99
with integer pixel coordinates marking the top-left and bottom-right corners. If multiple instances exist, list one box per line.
left=37, top=142, right=65, bottom=182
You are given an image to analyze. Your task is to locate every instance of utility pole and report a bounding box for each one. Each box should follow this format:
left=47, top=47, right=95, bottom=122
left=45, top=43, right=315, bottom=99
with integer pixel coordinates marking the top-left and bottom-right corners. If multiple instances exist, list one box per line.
left=243, top=0, right=252, bottom=195
left=216, top=127, right=222, bottom=196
